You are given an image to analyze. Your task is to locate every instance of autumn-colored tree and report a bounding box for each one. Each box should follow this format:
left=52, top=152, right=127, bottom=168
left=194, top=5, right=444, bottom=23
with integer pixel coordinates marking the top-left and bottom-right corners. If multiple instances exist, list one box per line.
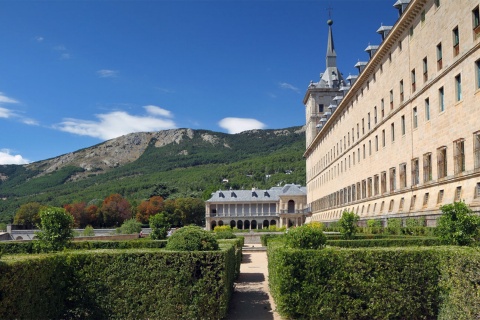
left=85, top=204, right=99, bottom=227
left=13, top=202, right=45, bottom=228
left=136, top=196, right=165, bottom=224
left=64, top=202, right=87, bottom=228
left=98, top=194, right=132, bottom=227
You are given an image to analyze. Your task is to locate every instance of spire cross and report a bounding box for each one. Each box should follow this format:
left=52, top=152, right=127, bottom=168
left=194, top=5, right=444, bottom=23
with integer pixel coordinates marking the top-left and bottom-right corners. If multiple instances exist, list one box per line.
left=327, top=5, right=333, bottom=19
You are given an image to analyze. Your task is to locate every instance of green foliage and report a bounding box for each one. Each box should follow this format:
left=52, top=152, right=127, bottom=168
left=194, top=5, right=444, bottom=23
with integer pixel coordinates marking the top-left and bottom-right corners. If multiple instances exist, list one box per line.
left=82, top=225, right=95, bottom=236
left=327, top=237, right=443, bottom=248
left=116, top=218, right=142, bottom=234
left=436, top=202, right=480, bottom=245
left=34, top=206, right=74, bottom=252
left=285, top=225, right=326, bottom=249
left=0, top=222, right=6, bottom=231
left=166, top=225, right=219, bottom=251
left=260, top=233, right=284, bottom=246
left=213, top=225, right=236, bottom=239
left=338, top=210, right=359, bottom=239
left=0, top=244, right=238, bottom=319
left=149, top=213, right=170, bottom=240
left=268, top=241, right=480, bottom=319
left=13, top=202, right=44, bottom=227
left=386, top=217, right=402, bottom=235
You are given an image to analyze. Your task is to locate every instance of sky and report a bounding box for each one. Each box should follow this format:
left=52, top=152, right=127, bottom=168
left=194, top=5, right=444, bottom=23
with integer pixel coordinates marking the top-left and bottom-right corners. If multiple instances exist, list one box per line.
left=0, top=0, right=398, bottom=164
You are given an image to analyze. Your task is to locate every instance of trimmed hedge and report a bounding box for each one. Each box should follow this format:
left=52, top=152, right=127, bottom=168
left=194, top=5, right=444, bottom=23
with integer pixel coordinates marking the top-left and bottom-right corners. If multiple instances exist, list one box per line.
left=268, top=240, right=480, bottom=319
left=0, top=244, right=238, bottom=319
left=327, top=237, right=443, bottom=248
left=0, top=240, right=168, bottom=255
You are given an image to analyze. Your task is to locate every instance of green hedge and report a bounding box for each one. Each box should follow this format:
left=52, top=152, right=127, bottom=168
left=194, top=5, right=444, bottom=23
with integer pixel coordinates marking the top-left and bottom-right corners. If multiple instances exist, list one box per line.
left=0, top=240, right=168, bottom=255
left=268, top=240, right=480, bottom=319
left=0, top=245, right=237, bottom=319
left=327, top=237, right=443, bottom=248
left=219, top=237, right=244, bottom=279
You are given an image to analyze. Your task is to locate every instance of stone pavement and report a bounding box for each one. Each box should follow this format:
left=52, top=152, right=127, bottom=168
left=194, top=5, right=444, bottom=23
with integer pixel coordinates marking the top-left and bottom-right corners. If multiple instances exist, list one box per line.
left=227, top=246, right=282, bottom=320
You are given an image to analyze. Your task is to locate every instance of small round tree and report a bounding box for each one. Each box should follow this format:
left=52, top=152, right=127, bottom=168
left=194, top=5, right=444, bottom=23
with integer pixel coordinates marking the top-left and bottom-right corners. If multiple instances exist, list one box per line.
left=436, top=202, right=480, bottom=245
left=166, top=225, right=218, bottom=251
left=285, top=224, right=326, bottom=249
left=35, top=206, right=74, bottom=252
left=149, top=212, right=170, bottom=240
left=339, top=210, right=360, bottom=239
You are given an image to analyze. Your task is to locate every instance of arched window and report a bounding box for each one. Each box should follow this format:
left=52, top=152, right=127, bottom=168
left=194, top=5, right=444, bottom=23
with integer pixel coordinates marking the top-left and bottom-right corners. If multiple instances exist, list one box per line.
left=288, top=200, right=295, bottom=213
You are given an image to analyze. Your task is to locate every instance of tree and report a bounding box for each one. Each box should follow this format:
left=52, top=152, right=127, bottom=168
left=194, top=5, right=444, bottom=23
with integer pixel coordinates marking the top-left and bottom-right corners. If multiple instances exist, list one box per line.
left=64, top=201, right=94, bottom=228
left=136, top=196, right=164, bottom=224
left=436, top=202, right=480, bottom=245
left=149, top=212, right=170, bottom=240
left=13, top=202, right=44, bottom=228
left=35, top=206, right=74, bottom=251
left=98, top=194, right=132, bottom=227
left=173, top=198, right=205, bottom=226
left=116, top=218, right=142, bottom=234
left=339, top=210, right=360, bottom=239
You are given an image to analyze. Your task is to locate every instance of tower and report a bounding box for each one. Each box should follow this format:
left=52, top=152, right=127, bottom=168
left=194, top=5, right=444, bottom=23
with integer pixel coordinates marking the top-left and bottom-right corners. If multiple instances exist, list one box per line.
left=303, top=19, right=346, bottom=147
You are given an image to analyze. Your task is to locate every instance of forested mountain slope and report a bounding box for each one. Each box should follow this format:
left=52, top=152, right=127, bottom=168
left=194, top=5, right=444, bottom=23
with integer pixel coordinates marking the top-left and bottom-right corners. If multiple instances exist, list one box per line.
left=0, top=126, right=306, bottom=223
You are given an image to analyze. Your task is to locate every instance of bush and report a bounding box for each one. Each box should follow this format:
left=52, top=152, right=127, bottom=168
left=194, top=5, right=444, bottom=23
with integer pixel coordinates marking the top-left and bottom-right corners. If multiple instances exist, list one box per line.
left=436, top=202, right=480, bottom=246
left=386, top=218, right=402, bottom=235
left=34, top=206, right=74, bottom=252
left=82, top=225, right=95, bottom=236
left=338, top=210, right=359, bottom=239
left=116, top=218, right=142, bottom=235
left=166, top=226, right=219, bottom=251
left=149, top=213, right=169, bottom=240
left=285, top=225, right=326, bottom=249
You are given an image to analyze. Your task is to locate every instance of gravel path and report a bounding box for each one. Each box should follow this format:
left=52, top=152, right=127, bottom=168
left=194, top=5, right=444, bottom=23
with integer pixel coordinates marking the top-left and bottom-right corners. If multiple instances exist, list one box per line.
left=227, top=249, right=282, bottom=320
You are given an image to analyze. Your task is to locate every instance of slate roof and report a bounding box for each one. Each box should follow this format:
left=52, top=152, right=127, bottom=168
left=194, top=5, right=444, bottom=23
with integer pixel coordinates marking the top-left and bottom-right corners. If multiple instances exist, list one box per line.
left=206, top=184, right=306, bottom=203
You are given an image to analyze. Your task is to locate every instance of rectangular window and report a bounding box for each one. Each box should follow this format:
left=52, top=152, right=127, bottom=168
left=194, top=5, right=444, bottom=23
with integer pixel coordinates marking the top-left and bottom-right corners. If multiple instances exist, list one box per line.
left=381, top=171, right=387, bottom=194
left=400, top=163, right=407, bottom=189
left=425, top=98, right=430, bottom=121
left=368, top=113, right=371, bottom=130
left=439, top=87, right=445, bottom=112
left=389, top=200, right=394, bottom=212
left=476, top=183, right=480, bottom=198
left=362, top=180, right=367, bottom=199
left=423, top=153, right=432, bottom=182
left=437, top=190, right=444, bottom=204
left=455, top=186, right=462, bottom=201
left=358, top=148, right=360, bottom=162
left=455, top=74, right=462, bottom=101
left=400, top=80, right=404, bottom=103
left=410, top=195, right=417, bottom=210
left=374, top=174, right=379, bottom=195
left=454, top=139, right=465, bottom=174
left=362, top=118, right=365, bottom=135
left=390, top=90, right=394, bottom=109
left=474, top=6, right=480, bottom=36
left=476, top=59, right=480, bottom=89
left=363, top=144, right=366, bottom=159
left=369, top=140, right=372, bottom=155
left=368, top=178, right=372, bottom=197
left=475, top=132, right=480, bottom=170
left=375, top=135, right=379, bottom=151
left=437, top=147, right=447, bottom=179
left=411, top=158, right=419, bottom=186
left=411, top=69, right=416, bottom=93
left=356, top=125, right=359, bottom=140
left=401, top=115, right=406, bottom=135
left=453, top=26, right=460, bottom=56
left=423, top=193, right=429, bottom=208
left=423, top=57, right=428, bottom=82
left=382, top=129, right=386, bottom=147
left=374, top=106, right=377, bottom=124
left=391, top=123, right=395, bottom=142
left=399, top=197, right=405, bottom=211
left=437, top=42, right=443, bottom=70
left=389, top=167, right=396, bottom=192
left=381, top=99, right=385, bottom=118
left=413, top=107, right=418, bottom=128
left=319, top=104, right=324, bottom=112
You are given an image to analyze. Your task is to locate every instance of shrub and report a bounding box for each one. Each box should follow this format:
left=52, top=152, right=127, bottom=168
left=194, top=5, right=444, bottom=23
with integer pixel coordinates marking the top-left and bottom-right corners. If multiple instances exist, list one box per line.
left=214, top=230, right=236, bottom=240
left=339, top=210, right=359, bottom=239
left=82, top=225, right=95, bottom=236
left=366, top=219, right=383, bottom=234
left=435, top=202, right=480, bottom=245
left=116, top=218, right=142, bottom=234
left=285, top=225, right=326, bottom=249
left=386, top=218, right=402, bottom=235
left=0, top=223, right=6, bottom=232
left=166, top=226, right=219, bottom=251
left=34, top=206, right=74, bottom=252
left=149, top=213, right=169, bottom=240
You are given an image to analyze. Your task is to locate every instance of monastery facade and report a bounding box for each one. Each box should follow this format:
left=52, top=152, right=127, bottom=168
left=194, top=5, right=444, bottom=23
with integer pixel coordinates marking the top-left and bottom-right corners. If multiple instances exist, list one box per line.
left=304, top=0, right=480, bottom=225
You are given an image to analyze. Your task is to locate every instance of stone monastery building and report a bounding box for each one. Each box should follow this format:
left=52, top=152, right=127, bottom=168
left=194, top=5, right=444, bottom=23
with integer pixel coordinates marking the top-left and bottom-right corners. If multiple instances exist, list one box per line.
left=305, top=0, right=480, bottom=225
left=205, top=184, right=307, bottom=231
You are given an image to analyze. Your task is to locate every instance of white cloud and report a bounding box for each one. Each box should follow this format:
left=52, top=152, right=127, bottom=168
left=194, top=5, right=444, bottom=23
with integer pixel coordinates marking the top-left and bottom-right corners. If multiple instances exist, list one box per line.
left=218, top=117, right=266, bottom=134
left=144, top=105, right=173, bottom=118
left=279, top=82, right=300, bottom=93
left=0, top=149, right=29, bottom=165
left=21, top=118, right=39, bottom=126
left=35, top=36, right=44, bottom=42
left=0, top=107, right=15, bottom=118
left=97, top=69, right=119, bottom=78
left=0, top=92, right=19, bottom=104
left=55, top=108, right=177, bottom=140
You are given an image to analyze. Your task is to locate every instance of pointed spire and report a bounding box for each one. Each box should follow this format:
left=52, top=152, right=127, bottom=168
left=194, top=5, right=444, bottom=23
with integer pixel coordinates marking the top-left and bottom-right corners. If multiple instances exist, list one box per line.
left=326, top=19, right=337, bottom=68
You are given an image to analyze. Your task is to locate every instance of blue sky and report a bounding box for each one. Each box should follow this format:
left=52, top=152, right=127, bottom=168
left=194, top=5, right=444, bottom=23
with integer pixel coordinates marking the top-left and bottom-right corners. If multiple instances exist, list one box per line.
left=0, top=0, right=398, bottom=164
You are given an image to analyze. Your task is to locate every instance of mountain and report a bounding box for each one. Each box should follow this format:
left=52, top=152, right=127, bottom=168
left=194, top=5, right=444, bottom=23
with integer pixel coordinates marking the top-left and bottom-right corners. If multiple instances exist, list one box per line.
left=0, top=126, right=306, bottom=223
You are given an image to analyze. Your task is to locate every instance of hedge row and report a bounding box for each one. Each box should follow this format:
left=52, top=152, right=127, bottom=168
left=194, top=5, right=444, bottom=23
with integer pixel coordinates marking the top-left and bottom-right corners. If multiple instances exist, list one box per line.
left=268, top=241, right=480, bottom=320
left=327, top=237, right=443, bottom=248
left=0, top=239, right=168, bottom=255
left=0, top=243, right=239, bottom=319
